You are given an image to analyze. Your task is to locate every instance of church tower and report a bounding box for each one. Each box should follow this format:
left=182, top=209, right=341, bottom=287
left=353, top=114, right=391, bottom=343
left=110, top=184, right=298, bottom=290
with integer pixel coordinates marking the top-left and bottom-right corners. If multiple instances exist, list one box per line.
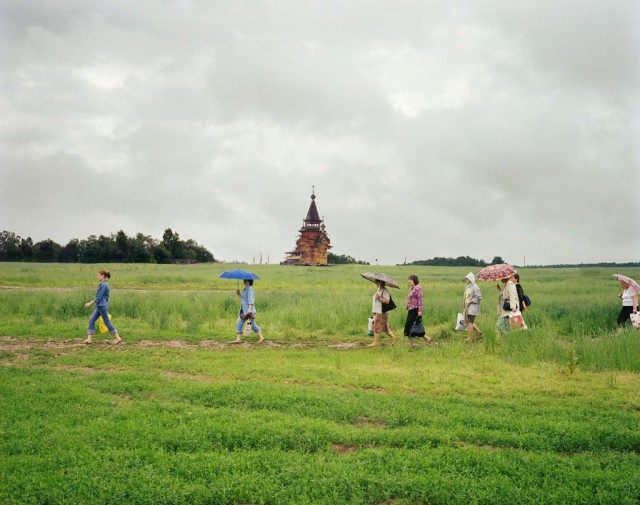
left=284, top=188, right=331, bottom=265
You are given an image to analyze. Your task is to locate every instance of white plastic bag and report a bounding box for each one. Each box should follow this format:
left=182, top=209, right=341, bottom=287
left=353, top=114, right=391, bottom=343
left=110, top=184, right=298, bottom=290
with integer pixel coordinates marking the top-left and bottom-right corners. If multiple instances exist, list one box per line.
left=509, top=310, right=527, bottom=330
left=455, top=313, right=467, bottom=331
left=630, top=312, right=640, bottom=329
left=367, top=316, right=374, bottom=336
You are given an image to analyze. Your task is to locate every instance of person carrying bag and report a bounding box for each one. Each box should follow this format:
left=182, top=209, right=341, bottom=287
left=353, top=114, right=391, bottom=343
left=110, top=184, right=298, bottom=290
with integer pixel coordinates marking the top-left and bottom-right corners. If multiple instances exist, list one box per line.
left=403, top=274, right=431, bottom=345
left=369, top=280, right=398, bottom=347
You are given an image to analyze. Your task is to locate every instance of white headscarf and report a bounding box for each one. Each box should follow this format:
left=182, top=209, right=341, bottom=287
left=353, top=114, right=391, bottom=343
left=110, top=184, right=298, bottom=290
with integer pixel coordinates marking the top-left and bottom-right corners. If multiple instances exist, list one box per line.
left=465, top=272, right=475, bottom=284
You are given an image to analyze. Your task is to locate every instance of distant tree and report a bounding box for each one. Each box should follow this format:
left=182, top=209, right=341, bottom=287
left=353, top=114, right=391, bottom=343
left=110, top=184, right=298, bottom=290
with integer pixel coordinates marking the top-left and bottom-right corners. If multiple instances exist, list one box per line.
left=490, top=256, right=505, bottom=265
left=0, top=231, right=22, bottom=261
left=60, top=239, right=81, bottom=263
left=79, top=235, right=101, bottom=263
left=98, top=234, right=117, bottom=262
left=115, top=230, right=130, bottom=262
left=152, top=244, right=173, bottom=264
left=162, top=229, right=214, bottom=262
left=129, top=233, right=155, bottom=263
left=328, top=253, right=369, bottom=265
left=20, top=237, right=34, bottom=262
left=407, top=256, right=487, bottom=267
left=162, top=229, right=183, bottom=259
left=194, top=246, right=215, bottom=263
left=184, top=239, right=215, bottom=262
left=33, top=239, right=62, bottom=262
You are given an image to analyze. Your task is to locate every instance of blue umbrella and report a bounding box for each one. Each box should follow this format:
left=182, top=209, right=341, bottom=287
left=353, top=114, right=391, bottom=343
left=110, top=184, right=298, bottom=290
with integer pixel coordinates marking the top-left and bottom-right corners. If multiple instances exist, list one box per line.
left=219, top=269, right=259, bottom=280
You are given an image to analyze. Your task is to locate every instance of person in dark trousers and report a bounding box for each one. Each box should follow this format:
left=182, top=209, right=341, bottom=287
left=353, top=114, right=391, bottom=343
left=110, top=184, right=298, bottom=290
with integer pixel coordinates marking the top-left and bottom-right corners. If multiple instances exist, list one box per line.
left=616, top=279, right=638, bottom=327
left=513, top=273, right=527, bottom=311
left=404, top=274, right=431, bottom=345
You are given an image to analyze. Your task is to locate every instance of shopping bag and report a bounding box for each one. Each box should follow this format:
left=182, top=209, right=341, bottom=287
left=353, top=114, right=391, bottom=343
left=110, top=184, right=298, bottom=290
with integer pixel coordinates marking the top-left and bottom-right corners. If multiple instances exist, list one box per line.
left=509, top=311, right=525, bottom=329
left=455, top=313, right=467, bottom=331
left=367, top=317, right=374, bottom=336
left=97, top=313, right=112, bottom=334
left=630, top=312, right=640, bottom=329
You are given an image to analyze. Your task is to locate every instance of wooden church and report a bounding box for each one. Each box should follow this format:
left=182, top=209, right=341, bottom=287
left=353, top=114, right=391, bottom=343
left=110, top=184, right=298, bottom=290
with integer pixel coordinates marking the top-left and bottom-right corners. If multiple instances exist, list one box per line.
left=283, top=189, right=331, bottom=265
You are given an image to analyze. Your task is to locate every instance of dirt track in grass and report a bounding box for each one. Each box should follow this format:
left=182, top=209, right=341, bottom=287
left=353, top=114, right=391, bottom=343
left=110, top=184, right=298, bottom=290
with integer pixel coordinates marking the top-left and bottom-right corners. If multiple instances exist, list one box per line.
left=0, top=336, right=372, bottom=353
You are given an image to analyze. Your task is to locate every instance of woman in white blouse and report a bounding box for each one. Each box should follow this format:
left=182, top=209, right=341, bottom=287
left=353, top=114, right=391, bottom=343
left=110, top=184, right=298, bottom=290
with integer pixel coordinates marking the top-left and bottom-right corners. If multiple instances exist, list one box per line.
left=495, top=275, right=519, bottom=336
left=368, top=280, right=398, bottom=347
left=617, top=279, right=639, bottom=327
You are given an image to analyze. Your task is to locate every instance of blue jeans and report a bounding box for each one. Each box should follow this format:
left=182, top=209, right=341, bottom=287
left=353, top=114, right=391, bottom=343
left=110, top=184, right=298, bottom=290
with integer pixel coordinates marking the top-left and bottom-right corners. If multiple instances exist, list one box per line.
left=236, top=311, right=260, bottom=334
left=88, top=306, right=117, bottom=335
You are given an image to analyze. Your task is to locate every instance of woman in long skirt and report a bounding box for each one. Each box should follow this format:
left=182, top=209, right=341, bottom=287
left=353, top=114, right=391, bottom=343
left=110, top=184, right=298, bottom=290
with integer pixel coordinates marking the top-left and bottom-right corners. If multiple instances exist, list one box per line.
left=404, top=274, right=431, bottom=345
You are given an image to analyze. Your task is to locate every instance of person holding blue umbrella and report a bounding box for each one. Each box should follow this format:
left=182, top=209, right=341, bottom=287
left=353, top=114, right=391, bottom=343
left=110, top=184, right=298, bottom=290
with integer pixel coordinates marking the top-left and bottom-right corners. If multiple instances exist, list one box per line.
left=234, top=279, right=265, bottom=344
left=219, top=269, right=265, bottom=344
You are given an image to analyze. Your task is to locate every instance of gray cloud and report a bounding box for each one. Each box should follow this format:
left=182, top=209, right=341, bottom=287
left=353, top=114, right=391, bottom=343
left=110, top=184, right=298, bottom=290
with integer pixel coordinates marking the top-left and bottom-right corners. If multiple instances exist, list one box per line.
left=1, top=0, right=638, bottom=265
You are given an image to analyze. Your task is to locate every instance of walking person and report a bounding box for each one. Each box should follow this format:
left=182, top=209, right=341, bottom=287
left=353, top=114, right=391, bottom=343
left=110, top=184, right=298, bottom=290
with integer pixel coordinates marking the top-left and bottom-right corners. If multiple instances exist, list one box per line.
left=368, top=280, right=398, bottom=347
left=496, top=275, right=519, bottom=337
left=233, top=279, right=265, bottom=344
left=404, top=275, right=431, bottom=345
left=463, top=272, right=482, bottom=342
left=513, top=273, right=528, bottom=311
left=616, top=277, right=639, bottom=327
left=83, top=270, right=122, bottom=345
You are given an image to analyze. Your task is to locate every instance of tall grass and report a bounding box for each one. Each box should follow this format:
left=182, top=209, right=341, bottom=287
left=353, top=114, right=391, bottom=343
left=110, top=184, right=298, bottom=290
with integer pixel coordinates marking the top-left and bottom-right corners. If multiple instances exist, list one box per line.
left=0, top=264, right=639, bottom=371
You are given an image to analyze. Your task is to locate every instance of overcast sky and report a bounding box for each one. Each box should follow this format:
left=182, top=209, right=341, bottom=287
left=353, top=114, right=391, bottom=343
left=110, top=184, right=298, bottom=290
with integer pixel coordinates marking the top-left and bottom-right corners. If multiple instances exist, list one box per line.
left=1, top=0, right=638, bottom=265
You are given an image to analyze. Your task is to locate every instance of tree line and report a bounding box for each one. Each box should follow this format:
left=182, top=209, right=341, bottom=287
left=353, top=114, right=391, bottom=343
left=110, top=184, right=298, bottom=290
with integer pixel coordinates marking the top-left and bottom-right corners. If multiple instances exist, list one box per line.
left=527, top=262, right=640, bottom=268
left=328, top=253, right=370, bottom=265
left=0, top=229, right=215, bottom=263
left=404, top=256, right=504, bottom=267
left=405, top=256, right=639, bottom=268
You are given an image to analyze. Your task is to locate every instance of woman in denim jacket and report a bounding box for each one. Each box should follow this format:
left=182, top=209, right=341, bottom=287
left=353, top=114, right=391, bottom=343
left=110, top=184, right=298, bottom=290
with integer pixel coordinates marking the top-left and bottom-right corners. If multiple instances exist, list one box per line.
left=83, top=270, right=122, bottom=345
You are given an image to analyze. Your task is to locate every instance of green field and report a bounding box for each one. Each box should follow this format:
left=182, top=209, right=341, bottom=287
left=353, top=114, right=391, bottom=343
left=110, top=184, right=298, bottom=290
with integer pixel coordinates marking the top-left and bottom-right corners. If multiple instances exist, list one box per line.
left=1, top=263, right=639, bottom=504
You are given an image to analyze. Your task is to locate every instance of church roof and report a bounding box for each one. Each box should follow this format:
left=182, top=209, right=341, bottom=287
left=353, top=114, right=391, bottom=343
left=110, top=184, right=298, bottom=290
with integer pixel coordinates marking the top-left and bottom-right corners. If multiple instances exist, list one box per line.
left=304, top=194, right=322, bottom=224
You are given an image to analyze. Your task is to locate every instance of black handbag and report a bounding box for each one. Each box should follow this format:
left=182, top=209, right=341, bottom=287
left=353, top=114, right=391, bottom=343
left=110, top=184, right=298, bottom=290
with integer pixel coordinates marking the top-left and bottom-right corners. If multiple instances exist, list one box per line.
left=381, top=295, right=396, bottom=313
left=409, top=319, right=425, bottom=337
left=503, top=300, right=511, bottom=311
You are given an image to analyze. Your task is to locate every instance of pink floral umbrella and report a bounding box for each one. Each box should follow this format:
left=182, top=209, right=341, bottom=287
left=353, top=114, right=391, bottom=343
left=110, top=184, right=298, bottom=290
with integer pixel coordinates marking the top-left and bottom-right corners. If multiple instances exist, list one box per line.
left=613, top=274, right=640, bottom=294
left=476, top=263, right=517, bottom=281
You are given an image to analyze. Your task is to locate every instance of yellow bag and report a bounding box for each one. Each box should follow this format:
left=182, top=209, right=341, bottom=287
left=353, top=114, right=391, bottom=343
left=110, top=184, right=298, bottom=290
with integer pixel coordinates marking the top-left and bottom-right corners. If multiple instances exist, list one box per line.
left=97, top=314, right=112, bottom=334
